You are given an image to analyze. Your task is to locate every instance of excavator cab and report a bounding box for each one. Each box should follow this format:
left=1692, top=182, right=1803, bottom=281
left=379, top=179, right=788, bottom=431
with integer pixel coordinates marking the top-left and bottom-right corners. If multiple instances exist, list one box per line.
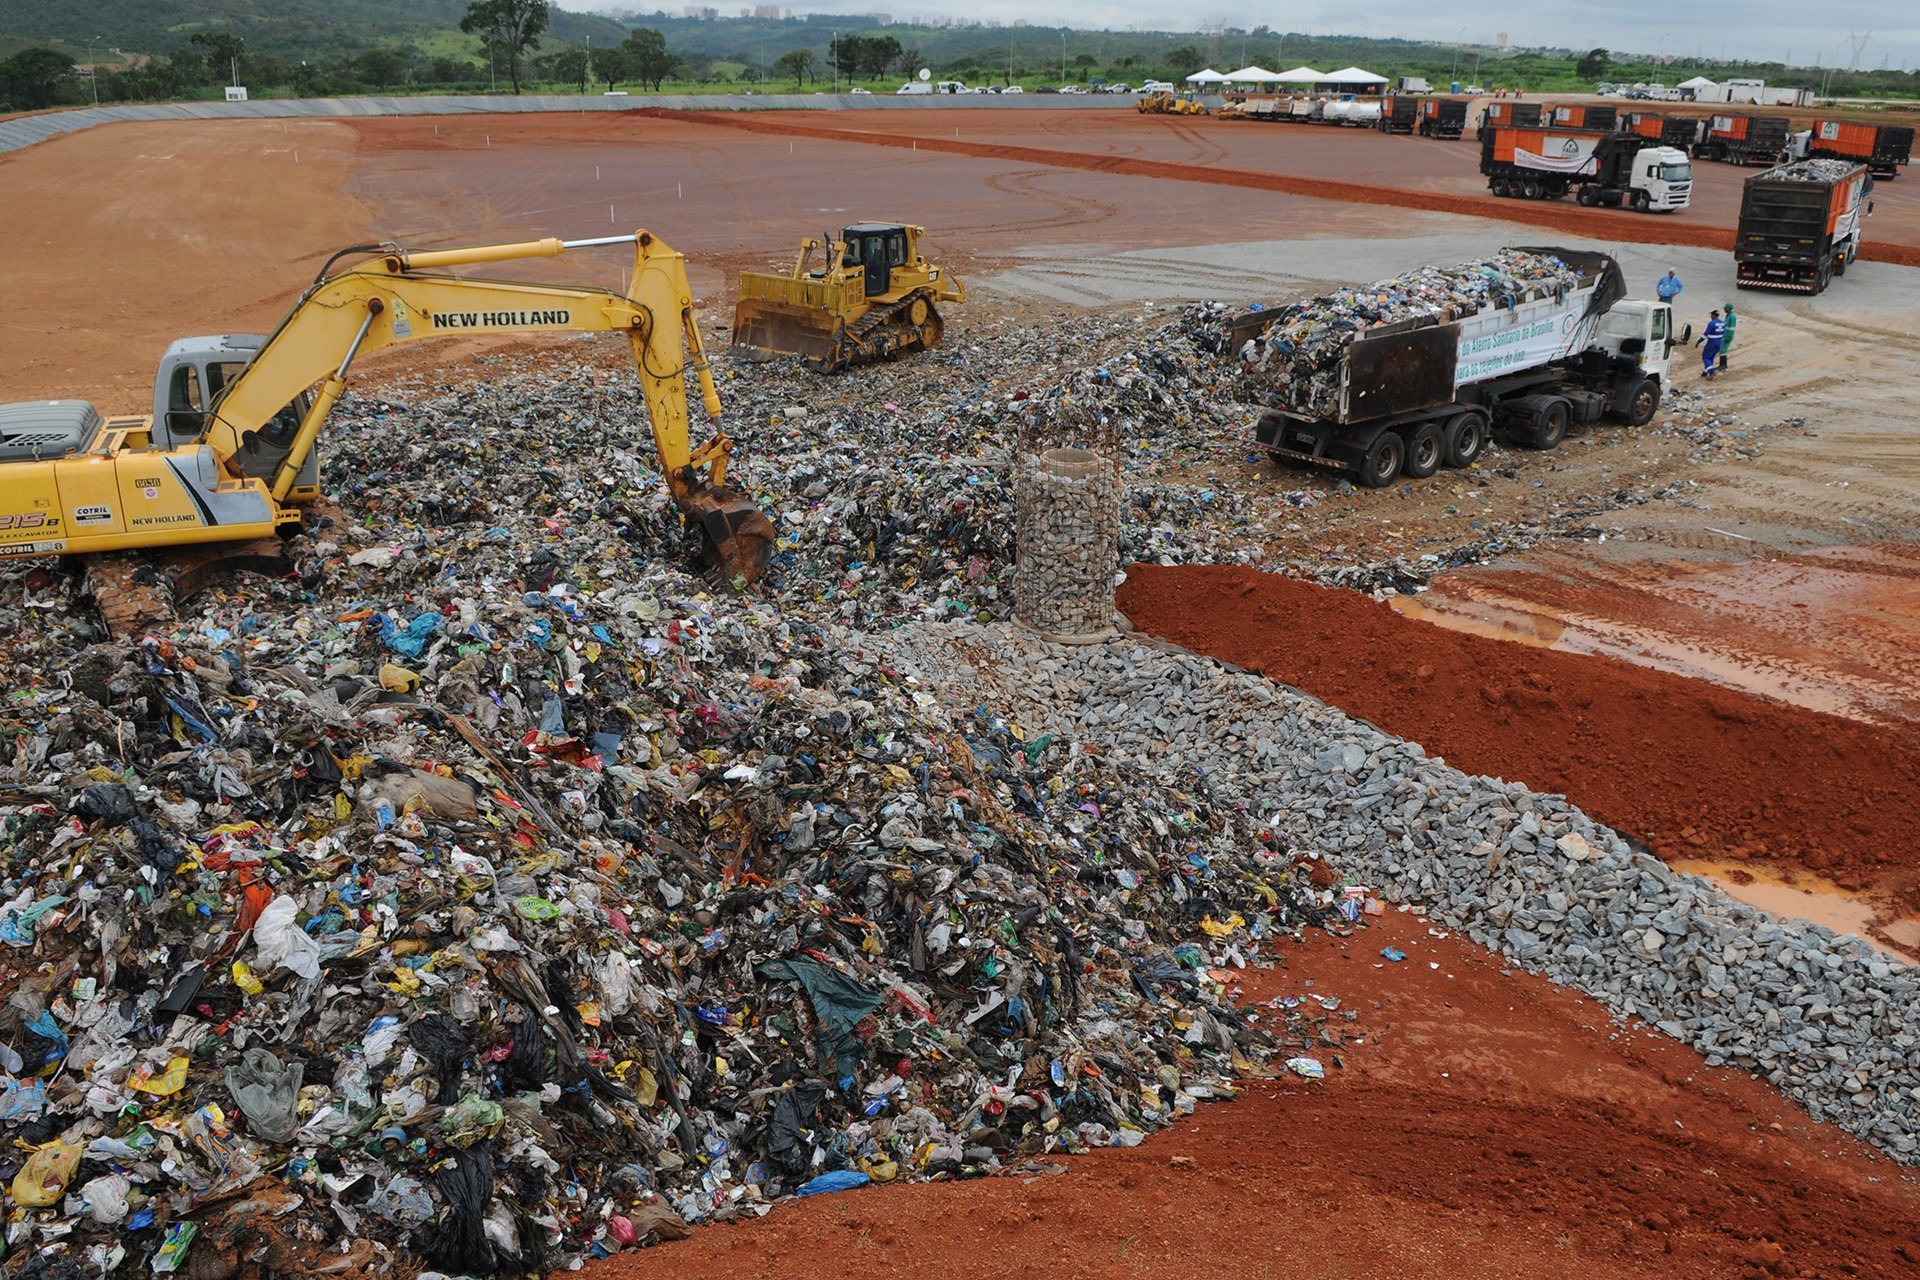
left=155, top=336, right=318, bottom=499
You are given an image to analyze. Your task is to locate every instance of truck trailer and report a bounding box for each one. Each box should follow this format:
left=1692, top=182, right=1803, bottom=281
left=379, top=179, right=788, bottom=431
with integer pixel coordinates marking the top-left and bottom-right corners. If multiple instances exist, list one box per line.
left=1697, top=113, right=1793, bottom=165
left=1379, top=95, right=1421, bottom=135
left=1545, top=103, right=1617, bottom=131
left=1734, top=159, right=1871, bottom=294
left=1805, top=120, right=1913, bottom=179
left=1480, top=127, right=1693, bottom=211
left=1622, top=112, right=1708, bottom=151
left=1481, top=101, right=1542, bottom=128
left=1238, top=249, right=1675, bottom=488
left=1418, top=97, right=1469, bottom=139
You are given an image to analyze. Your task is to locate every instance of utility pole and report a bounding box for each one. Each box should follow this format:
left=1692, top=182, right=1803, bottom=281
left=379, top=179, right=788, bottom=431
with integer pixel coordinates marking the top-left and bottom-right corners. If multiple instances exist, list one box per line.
left=87, top=36, right=99, bottom=105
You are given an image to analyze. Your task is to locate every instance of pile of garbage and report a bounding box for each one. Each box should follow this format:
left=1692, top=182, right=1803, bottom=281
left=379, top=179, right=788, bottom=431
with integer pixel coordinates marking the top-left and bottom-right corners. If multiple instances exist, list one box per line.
left=1233, top=251, right=1588, bottom=420
left=1758, top=157, right=1867, bottom=183
left=0, top=373, right=1364, bottom=1275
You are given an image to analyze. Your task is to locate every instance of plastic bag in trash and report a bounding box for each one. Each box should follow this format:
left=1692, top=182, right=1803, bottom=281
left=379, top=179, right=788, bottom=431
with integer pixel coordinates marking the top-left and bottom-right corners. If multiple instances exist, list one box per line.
left=252, top=894, right=323, bottom=981
left=224, top=1047, right=306, bottom=1143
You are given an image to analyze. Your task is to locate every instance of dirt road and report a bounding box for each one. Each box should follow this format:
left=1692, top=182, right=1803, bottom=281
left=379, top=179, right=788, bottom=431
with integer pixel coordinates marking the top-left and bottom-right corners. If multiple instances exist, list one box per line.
left=0, top=119, right=372, bottom=407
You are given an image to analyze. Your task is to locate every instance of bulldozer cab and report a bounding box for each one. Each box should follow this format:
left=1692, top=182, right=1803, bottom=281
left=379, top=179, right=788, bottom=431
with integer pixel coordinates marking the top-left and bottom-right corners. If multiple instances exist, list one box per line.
left=842, top=224, right=908, bottom=297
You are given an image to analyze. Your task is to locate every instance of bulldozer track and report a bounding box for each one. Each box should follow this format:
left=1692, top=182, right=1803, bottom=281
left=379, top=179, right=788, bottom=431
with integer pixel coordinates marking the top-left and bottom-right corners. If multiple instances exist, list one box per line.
left=981, top=168, right=1121, bottom=233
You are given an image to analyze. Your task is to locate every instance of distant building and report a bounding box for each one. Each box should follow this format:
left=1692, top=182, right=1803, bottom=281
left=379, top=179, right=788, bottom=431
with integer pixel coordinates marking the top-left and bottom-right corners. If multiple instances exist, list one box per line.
left=753, top=3, right=782, bottom=15
left=1495, top=31, right=1511, bottom=51
left=867, top=12, right=891, bottom=23
left=683, top=5, right=718, bottom=17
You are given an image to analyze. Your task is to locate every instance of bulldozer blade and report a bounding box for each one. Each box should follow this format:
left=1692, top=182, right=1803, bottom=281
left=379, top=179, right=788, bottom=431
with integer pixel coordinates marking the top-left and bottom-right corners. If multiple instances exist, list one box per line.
left=731, top=298, right=845, bottom=365
left=683, top=487, right=775, bottom=586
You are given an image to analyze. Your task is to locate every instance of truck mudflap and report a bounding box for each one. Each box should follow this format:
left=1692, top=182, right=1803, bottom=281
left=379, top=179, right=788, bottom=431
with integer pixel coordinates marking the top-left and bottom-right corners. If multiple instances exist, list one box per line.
left=1253, top=414, right=1366, bottom=472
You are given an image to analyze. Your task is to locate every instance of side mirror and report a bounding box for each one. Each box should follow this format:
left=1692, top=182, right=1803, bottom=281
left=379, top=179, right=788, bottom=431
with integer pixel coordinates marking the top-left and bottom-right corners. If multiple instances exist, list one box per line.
left=1868, top=200, right=1875, bottom=215
left=1680, top=322, right=1694, bottom=345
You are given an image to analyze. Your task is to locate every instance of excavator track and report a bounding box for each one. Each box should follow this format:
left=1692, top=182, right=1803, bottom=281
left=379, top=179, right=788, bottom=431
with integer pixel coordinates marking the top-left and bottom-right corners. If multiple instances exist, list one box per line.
left=805, top=292, right=946, bottom=374
left=83, top=537, right=301, bottom=639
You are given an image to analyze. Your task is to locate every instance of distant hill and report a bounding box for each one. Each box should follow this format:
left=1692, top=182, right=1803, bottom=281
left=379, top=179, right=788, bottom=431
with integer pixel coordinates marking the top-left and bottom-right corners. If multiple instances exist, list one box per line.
left=1, top=0, right=628, bottom=58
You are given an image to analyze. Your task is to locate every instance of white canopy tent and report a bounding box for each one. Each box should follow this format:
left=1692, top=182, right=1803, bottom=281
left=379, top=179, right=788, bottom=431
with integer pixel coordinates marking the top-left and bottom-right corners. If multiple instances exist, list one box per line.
left=1273, top=66, right=1325, bottom=84
left=1322, top=66, right=1389, bottom=87
left=1676, top=75, right=1718, bottom=89
left=1185, top=68, right=1228, bottom=85
left=1222, top=65, right=1284, bottom=84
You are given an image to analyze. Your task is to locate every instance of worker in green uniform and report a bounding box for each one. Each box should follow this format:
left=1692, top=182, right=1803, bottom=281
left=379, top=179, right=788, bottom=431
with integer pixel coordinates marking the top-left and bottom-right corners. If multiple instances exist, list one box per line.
left=1718, top=303, right=1737, bottom=371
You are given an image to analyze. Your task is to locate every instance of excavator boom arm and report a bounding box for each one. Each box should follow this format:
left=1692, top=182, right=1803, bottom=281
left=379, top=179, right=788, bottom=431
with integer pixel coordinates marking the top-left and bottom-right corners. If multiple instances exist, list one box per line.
left=207, top=232, right=722, bottom=500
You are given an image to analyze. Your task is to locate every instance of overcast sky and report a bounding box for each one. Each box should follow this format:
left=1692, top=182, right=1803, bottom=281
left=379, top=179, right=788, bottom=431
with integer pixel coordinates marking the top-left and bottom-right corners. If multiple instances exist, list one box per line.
left=567, top=2, right=1919, bottom=71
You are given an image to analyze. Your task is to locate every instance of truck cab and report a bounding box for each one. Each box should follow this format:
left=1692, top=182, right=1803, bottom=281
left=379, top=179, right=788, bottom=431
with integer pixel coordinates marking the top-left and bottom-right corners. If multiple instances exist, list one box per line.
left=1625, top=145, right=1693, bottom=210
left=154, top=335, right=318, bottom=498
left=1593, top=300, right=1676, bottom=382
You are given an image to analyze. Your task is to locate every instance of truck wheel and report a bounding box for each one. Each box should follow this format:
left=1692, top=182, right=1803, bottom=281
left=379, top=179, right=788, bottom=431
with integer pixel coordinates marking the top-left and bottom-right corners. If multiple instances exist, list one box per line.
left=1577, top=185, right=1598, bottom=206
left=1631, top=190, right=1651, bottom=211
left=1359, top=434, right=1404, bottom=488
left=1443, top=410, right=1490, bottom=467
left=1623, top=378, right=1661, bottom=427
left=1490, top=176, right=1510, bottom=197
left=1403, top=424, right=1445, bottom=478
left=1522, top=178, right=1544, bottom=199
left=1833, top=251, right=1848, bottom=278
left=1531, top=400, right=1569, bottom=450
left=1815, top=261, right=1833, bottom=294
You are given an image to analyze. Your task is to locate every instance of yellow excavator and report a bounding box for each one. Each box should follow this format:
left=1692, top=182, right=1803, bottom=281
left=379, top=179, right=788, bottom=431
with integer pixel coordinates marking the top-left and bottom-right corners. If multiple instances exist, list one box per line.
left=0, top=230, right=775, bottom=588
left=731, top=223, right=964, bottom=373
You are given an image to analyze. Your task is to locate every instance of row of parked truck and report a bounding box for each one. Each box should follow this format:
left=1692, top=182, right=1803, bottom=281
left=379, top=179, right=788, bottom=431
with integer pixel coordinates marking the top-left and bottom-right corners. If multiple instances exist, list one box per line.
left=1476, top=100, right=1913, bottom=177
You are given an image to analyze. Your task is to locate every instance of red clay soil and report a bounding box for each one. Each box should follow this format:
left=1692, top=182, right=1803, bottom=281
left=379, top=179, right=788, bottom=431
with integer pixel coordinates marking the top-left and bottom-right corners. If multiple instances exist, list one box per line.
left=652, top=109, right=1920, bottom=270
left=584, top=910, right=1920, bottom=1280
left=1116, top=564, right=1920, bottom=908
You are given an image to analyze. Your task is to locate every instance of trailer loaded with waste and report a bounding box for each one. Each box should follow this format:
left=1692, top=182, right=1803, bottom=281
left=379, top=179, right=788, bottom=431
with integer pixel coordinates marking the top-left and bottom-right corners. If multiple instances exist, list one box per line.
left=1234, top=248, right=1677, bottom=487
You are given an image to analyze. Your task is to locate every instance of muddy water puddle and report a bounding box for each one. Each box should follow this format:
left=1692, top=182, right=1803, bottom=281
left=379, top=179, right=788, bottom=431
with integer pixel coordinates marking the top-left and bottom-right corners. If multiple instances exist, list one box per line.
left=1669, top=860, right=1918, bottom=962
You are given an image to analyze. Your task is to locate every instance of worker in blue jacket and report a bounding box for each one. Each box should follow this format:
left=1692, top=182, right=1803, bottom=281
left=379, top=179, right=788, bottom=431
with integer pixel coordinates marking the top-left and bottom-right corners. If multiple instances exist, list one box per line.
left=1696, top=309, right=1725, bottom=379
left=1656, top=269, right=1684, bottom=303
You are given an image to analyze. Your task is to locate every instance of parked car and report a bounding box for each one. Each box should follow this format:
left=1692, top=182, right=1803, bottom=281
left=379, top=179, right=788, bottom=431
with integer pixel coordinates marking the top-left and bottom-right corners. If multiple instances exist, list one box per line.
left=1004, top=85, right=1024, bottom=94
left=1104, top=83, right=1132, bottom=94
left=849, top=86, right=871, bottom=95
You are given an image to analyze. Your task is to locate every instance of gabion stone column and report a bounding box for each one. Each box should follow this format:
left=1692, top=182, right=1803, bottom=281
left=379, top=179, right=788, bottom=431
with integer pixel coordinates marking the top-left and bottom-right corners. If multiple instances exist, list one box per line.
left=1013, top=445, right=1120, bottom=643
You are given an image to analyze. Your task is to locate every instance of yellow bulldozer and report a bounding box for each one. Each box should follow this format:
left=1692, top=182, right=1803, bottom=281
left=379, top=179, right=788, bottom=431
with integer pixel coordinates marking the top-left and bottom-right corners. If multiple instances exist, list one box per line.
left=731, top=223, right=964, bottom=373
left=1137, top=89, right=1209, bottom=116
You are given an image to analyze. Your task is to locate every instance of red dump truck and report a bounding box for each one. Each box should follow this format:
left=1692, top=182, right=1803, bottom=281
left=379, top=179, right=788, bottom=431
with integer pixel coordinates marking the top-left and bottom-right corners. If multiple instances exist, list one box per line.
left=1805, top=120, right=1913, bottom=179
left=1697, top=113, right=1792, bottom=165
left=1481, top=126, right=1692, bottom=210
left=1734, top=159, right=1871, bottom=294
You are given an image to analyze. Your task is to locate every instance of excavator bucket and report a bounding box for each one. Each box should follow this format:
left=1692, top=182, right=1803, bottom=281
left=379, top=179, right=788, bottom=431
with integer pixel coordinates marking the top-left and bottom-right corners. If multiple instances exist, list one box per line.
left=732, top=272, right=848, bottom=365
left=683, top=486, right=776, bottom=585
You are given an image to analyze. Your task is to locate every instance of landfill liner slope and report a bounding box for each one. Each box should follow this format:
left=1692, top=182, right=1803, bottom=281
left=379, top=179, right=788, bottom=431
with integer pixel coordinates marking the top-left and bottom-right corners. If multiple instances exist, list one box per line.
left=1117, top=564, right=1920, bottom=904
left=587, top=913, right=1920, bottom=1280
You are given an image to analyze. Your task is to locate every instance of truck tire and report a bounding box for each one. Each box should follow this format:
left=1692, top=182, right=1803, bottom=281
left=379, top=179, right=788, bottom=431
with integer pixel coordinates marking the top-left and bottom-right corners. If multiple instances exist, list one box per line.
left=1403, top=423, right=1445, bottom=478
left=1443, top=409, right=1490, bottom=467
left=1833, top=251, right=1848, bottom=278
left=1522, top=177, right=1544, bottom=199
left=1577, top=185, right=1599, bottom=206
left=1531, top=400, right=1569, bottom=450
left=1814, top=261, right=1833, bottom=294
left=1359, top=433, right=1404, bottom=488
left=1631, top=189, right=1651, bottom=211
left=1490, top=176, right=1510, bottom=197
left=1622, top=377, right=1661, bottom=426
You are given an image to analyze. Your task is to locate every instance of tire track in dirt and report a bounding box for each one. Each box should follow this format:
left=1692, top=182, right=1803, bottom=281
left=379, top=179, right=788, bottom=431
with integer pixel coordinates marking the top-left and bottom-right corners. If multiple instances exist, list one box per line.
left=647, top=109, right=1920, bottom=268
left=979, top=168, right=1120, bottom=234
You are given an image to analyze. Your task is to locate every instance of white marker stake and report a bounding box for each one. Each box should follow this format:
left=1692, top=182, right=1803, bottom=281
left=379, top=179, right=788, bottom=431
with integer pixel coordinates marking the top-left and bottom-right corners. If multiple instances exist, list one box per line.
left=610, top=204, right=615, bottom=224
left=596, top=166, right=601, bottom=180
left=678, top=182, right=683, bottom=198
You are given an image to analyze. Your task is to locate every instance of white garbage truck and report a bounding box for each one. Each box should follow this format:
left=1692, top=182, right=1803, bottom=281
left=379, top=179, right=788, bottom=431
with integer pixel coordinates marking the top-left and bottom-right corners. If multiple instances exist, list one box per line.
left=1238, top=248, right=1678, bottom=488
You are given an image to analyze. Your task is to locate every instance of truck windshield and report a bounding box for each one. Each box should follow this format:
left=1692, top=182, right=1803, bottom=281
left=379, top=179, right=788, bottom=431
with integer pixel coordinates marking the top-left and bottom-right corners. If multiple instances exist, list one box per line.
left=1659, top=162, right=1693, bottom=182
